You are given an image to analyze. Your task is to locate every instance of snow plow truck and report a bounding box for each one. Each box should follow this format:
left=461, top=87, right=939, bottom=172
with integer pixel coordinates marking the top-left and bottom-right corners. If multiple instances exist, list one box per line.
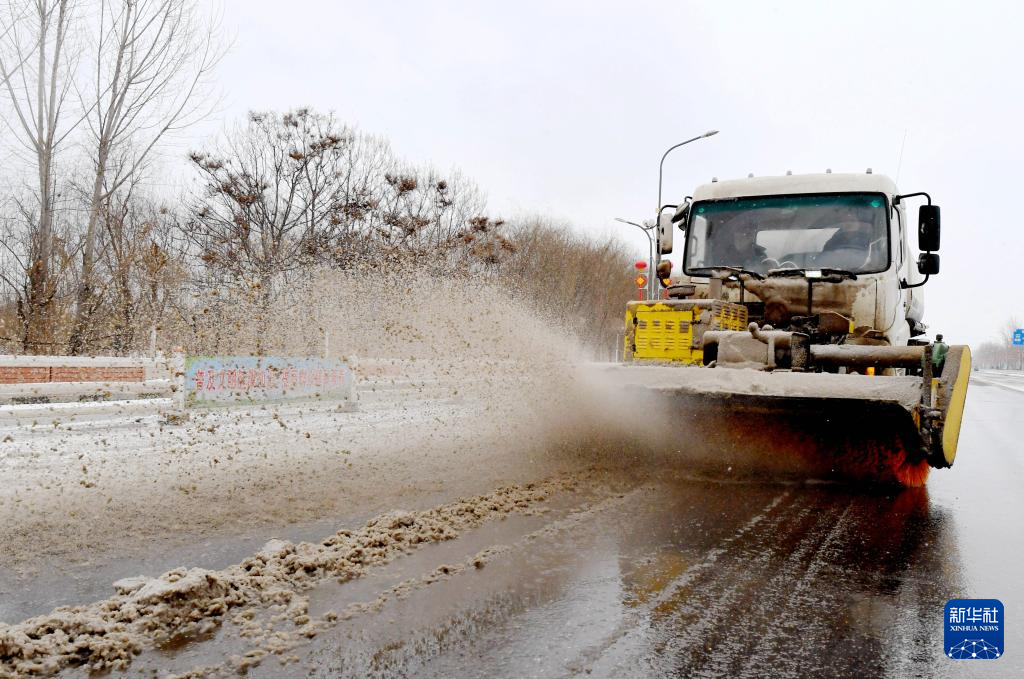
left=617, top=170, right=970, bottom=487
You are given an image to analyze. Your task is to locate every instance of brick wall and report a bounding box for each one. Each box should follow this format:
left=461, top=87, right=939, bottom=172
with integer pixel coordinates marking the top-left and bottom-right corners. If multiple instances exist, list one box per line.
left=0, top=367, right=50, bottom=384
left=0, top=366, right=144, bottom=384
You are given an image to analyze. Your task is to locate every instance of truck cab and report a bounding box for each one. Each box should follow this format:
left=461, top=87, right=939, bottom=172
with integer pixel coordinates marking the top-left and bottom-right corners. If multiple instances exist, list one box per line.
left=666, top=171, right=938, bottom=348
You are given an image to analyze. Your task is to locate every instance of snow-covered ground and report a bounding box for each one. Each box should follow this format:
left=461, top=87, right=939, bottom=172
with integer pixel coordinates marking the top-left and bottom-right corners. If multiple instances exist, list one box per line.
left=0, top=359, right=610, bottom=625
left=971, top=369, right=1024, bottom=394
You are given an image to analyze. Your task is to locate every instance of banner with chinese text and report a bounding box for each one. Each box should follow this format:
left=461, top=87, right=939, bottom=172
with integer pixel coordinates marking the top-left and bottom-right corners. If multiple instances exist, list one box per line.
left=184, top=356, right=354, bottom=406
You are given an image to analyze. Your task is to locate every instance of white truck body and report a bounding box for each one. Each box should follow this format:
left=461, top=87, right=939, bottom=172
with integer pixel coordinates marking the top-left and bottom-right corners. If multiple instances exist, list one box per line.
left=681, top=172, right=923, bottom=347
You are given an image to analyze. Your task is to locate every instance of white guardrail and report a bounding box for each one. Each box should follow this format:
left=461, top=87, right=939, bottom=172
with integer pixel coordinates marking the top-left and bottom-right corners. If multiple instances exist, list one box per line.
left=0, top=354, right=174, bottom=406
left=0, top=354, right=359, bottom=409
left=0, top=353, right=506, bottom=411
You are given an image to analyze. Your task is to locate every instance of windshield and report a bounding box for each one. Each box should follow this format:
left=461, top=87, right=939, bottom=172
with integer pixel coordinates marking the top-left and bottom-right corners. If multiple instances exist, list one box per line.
left=683, top=192, right=889, bottom=276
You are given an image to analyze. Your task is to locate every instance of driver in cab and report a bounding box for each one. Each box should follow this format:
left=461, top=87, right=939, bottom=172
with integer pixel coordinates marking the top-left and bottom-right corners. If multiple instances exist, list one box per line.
left=818, top=204, right=885, bottom=269
left=712, top=216, right=766, bottom=273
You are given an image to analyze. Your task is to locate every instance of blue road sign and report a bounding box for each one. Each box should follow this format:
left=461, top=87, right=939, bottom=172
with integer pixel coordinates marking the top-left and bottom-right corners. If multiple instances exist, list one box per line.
left=1014, top=329, right=1024, bottom=347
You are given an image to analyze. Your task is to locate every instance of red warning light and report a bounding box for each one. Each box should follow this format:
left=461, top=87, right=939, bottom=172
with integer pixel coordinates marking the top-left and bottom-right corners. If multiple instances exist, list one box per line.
left=634, top=260, right=648, bottom=271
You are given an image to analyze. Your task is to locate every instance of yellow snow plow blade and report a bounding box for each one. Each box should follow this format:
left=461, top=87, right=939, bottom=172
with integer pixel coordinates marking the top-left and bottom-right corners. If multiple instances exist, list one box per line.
left=936, top=345, right=971, bottom=466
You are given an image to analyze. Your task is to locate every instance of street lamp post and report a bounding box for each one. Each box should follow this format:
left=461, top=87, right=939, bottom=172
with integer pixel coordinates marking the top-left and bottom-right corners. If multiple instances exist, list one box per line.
left=657, top=130, right=719, bottom=217
left=615, top=217, right=655, bottom=300
left=655, top=130, right=719, bottom=297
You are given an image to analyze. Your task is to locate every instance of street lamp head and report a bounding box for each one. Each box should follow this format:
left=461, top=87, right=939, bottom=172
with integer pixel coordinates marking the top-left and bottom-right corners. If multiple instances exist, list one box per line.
left=703, top=130, right=719, bottom=138
left=615, top=217, right=648, bottom=230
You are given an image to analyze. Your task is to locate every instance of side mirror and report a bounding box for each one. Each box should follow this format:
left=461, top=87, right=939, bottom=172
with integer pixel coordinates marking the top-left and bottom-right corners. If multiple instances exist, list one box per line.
left=918, top=252, right=940, bottom=275
left=656, top=259, right=672, bottom=285
left=672, top=202, right=690, bottom=224
left=918, top=204, right=940, bottom=251
left=658, top=212, right=674, bottom=254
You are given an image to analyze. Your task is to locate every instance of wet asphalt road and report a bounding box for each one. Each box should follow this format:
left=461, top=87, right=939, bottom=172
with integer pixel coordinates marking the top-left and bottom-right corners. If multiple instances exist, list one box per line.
left=118, top=372, right=1024, bottom=678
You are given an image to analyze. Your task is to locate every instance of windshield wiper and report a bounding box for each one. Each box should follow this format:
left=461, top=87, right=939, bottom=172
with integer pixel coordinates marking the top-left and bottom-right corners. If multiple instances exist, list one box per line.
left=766, top=267, right=857, bottom=281
left=688, top=265, right=765, bottom=281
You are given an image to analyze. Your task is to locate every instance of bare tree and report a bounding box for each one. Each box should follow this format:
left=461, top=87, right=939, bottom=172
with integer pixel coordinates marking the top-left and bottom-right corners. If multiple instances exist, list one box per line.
left=187, top=109, right=386, bottom=289
left=0, top=0, right=79, bottom=352
left=974, top=317, right=1024, bottom=370
left=187, top=108, right=500, bottom=284
left=94, top=188, right=185, bottom=352
left=373, top=167, right=486, bottom=257
left=1001, top=315, right=1023, bottom=371
left=498, top=217, right=635, bottom=353
left=0, top=0, right=34, bottom=87
left=68, top=0, right=220, bottom=353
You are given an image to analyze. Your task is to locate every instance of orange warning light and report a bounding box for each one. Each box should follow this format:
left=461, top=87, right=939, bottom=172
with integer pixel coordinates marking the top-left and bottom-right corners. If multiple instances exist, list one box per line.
left=634, top=274, right=648, bottom=288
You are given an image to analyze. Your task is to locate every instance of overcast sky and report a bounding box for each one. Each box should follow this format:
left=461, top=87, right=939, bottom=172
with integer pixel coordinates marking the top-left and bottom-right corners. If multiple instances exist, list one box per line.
left=197, top=0, right=1024, bottom=346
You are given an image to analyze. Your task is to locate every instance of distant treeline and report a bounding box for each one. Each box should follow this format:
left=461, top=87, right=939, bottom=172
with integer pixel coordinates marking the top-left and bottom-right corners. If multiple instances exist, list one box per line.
left=973, top=318, right=1024, bottom=370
